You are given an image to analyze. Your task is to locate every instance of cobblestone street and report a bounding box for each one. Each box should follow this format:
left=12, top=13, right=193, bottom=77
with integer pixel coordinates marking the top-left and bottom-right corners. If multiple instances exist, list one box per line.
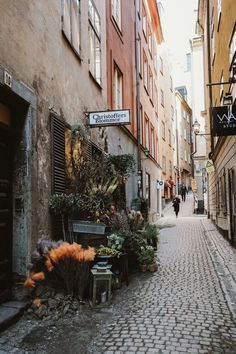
left=0, top=194, right=236, bottom=354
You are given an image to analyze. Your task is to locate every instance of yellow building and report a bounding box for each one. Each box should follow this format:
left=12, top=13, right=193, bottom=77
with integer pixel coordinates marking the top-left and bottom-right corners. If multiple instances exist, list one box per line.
left=198, top=0, right=236, bottom=244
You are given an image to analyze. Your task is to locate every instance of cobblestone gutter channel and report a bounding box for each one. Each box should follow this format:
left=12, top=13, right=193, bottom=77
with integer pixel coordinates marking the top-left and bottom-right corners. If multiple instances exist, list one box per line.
left=201, top=219, right=236, bottom=321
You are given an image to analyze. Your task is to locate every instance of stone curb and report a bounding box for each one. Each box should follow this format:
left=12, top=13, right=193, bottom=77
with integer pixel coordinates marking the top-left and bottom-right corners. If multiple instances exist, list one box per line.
left=0, top=301, right=29, bottom=333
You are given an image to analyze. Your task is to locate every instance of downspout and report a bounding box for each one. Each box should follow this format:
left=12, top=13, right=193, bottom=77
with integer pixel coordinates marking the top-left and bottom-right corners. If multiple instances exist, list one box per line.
left=135, top=0, right=142, bottom=197
left=206, top=0, right=214, bottom=152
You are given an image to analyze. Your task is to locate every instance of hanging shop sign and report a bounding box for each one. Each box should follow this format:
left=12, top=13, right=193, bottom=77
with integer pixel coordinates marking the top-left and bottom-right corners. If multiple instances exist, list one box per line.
left=212, top=105, right=236, bottom=136
left=191, top=179, right=197, bottom=192
left=89, top=109, right=130, bottom=127
left=205, top=160, right=215, bottom=173
left=156, top=180, right=164, bottom=189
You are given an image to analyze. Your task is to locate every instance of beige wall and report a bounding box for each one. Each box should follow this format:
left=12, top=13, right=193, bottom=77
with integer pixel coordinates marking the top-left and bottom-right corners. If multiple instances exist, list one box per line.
left=0, top=0, right=107, bottom=274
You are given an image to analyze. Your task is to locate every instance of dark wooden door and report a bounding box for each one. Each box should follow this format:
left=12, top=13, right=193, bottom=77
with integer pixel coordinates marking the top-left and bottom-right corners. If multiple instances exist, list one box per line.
left=0, top=126, right=13, bottom=303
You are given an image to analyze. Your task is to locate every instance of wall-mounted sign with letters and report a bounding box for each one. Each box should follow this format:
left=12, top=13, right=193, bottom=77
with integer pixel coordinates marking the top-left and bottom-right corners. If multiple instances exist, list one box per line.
left=89, top=109, right=130, bottom=127
left=212, top=105, right=236, bottom=136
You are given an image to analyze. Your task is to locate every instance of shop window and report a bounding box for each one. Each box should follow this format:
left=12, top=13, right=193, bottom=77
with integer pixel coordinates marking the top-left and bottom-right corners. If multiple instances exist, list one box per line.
left=62, top=0, right=81, bottom=55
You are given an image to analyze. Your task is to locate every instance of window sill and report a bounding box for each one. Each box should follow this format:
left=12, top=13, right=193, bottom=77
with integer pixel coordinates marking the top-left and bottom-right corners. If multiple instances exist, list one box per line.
left=62, top=31, right=82, bottom=62
left=111, top=16, right=123, bottom=43
left=89, top=71, right=102, bottom=90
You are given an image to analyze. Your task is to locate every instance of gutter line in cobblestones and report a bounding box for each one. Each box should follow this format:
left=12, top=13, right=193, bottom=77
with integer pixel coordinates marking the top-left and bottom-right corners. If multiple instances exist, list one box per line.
left=201, top=220, right=236, bottom=322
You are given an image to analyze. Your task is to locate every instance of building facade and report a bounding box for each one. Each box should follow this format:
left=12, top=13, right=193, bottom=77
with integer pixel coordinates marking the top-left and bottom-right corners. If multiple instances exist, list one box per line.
left=198, top=0, right=236, bottom=244
left=0, top=0, right=107, bottom=301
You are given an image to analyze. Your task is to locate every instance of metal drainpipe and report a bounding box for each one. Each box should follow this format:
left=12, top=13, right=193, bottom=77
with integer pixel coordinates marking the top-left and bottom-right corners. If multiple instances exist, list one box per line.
left=135, top=0, right=141, bottom=197
left=206, top=0, right=214, bottom=152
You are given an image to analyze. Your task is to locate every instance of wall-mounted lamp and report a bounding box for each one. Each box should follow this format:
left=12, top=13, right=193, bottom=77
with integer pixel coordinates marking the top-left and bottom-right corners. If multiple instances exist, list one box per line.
left=223, top=92, right=233, bottom=105
left=193, top=120, right=200, bottom=134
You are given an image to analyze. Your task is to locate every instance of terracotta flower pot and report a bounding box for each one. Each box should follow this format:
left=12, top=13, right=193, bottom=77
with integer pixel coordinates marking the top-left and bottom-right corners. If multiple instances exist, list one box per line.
left=148, top=262, right=157, bottom=272
left=139, top=264, right=147, bottom=272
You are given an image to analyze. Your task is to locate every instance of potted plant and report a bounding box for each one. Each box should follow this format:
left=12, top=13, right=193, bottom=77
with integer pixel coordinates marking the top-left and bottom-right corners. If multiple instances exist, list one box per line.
left=137, top=246, right=155, bottom=272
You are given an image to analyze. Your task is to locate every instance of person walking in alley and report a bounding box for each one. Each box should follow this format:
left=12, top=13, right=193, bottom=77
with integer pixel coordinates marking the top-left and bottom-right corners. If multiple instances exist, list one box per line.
left=172, top=195, right=181, bottom=218
left=180, top=184, right=187, bottom=201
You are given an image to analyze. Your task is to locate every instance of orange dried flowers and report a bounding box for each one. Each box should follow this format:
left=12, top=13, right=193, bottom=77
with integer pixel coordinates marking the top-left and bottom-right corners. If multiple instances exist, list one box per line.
left=32, top=272, right=45, bottom=281
left=24, top=278, right=36, bottom=289
left=32, top=298, right=42, bottom=308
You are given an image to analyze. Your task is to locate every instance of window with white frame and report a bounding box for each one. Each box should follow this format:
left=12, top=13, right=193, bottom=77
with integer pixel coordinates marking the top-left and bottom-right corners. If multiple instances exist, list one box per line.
left=217, top=0, right=221, bottom=24
left=113, top=63, right=123, bottom=109
left=171, top=105, right=174, bottom=120
left=161, top=89, right=164, bottom=106
left=89, top=0, right=101, bottom=84
left=184, top=150, right=187, bottom=162
left=168, top=129, right=171, bottom=146
left=184, top=128, right=187, bottom=140
left=142, top=6, right=147, bottom=38
left=140, top=103, right=143, bottom=145
left=162, top=121, right=165, bottom=140
left=145, top=116, right=149, bottom=149
left=170, top=76, right=173, bottom=91
left=162, top=156, right=166, bottom=173
left=62, top=0, right=81, bottom=55
left=137, top=35, right=141, bottom=75
left=160, top=57, right=163, bottom=74
left=143, top=52, right=148, bottom=90
left=220, top=72, right=224, bottom=102
left=148, top=25, right=152, bottom=55
left=150, top=127, right=154, bottom=156
left=155, top=86, right=158, bottom=115
left=229, top=25, right=236, bottom=69
left=149, top=68, right=153, bottom=101
left=112, top=0, right=121, bottom=29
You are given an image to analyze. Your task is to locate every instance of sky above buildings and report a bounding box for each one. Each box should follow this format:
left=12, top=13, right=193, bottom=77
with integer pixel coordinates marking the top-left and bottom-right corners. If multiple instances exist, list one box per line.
left=159, top=0, right=199, bottom=87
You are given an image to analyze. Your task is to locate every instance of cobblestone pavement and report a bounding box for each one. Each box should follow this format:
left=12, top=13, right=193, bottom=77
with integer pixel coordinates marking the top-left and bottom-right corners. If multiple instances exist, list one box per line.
left=0, top=194, right=236, bottom=353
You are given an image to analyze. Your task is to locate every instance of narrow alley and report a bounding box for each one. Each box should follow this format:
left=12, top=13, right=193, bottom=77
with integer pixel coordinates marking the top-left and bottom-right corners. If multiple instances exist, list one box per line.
left=1, top=194, right=236, bottom=354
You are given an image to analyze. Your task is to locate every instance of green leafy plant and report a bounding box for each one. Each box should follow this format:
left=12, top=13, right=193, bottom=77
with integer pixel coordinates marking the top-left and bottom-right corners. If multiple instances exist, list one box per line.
left=142, top=223, right=159, bottom=241
left=137, top=246, right=155, bottom=265
left=96, top=245, right=122, bottom=258
left=105, top=154, right=136, bottom=178
left=107, top=233, right=125, bottom=251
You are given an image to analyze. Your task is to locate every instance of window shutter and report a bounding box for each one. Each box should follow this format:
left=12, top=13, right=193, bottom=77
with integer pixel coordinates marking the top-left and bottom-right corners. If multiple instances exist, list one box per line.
left=51, top=115, right=65, bottom=239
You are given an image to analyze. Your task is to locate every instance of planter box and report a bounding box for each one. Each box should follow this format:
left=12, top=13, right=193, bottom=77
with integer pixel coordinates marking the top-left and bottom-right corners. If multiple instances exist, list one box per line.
left=70, top=221, right=106, bottom=235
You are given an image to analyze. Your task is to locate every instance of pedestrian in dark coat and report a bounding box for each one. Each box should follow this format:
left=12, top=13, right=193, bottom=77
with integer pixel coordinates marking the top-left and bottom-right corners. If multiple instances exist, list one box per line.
left=172, top=196, right=181, bottom=218
left=180, top=184, right=187, bottom=201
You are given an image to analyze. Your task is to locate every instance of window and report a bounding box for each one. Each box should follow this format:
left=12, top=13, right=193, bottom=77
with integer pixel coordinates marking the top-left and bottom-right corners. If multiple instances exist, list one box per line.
left=145, top=172, right=150, bottom=208
left=171, top=105, right=174, bottom=120
left=142, top=6, right=147, bottom=38
left=211, top=27, right=215, bottom=64
left=184, top=129, right=187, bottom=140
left=112, top=0, right=121, bottom=29
left=149, top=68, right=153, bottom=101
left=162, top=156, right=166, bottom=173
left=170, top=76, right=173, bottom=91
left=161, top=121, right=165, bottom=140
left=229, top=24, right=236, bottom=69
left=89, top=0, right=101, bottom=84
left=153, top=38, right=158, bottom=73
left=113, top=64, right=123, bottom=109
left=143, top=52, right=148, bottom=90
left=217, top=0, right=221, bottom=25
left=62, top=0, right=81, bottom=55
left=220, top=72, right=224, bottom=103
left=139, top=103, right=143, bottom=145
left=160, top=89, right=164, bottom=106
left=186, top=53, right=191, bottom=71
left=169, top=161, right=172, bottom=178
left=168, top=129, right=171, bottom=146
left=145, top=116, right=149, bottom=149
left=137, top=35, right=141, bottom=75
left=154, top=86, right=158, bottom=115
left=160, top=57, right=163, bottom=74
left=150, top=126, right=154, bottom=157
left=184, top=150, right=187, bottom=162
left=148, top=25, right=152, bottom=55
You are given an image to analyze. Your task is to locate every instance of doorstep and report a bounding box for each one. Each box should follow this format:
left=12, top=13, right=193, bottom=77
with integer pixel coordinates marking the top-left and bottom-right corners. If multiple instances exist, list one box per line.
left=0, top=301, right=29, bottom=332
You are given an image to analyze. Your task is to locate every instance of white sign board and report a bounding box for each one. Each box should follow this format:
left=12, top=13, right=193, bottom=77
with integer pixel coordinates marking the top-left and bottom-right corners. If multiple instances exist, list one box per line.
left=89, top=109, right=130, bottom=127
left=157, top=180, right=164, bottom=189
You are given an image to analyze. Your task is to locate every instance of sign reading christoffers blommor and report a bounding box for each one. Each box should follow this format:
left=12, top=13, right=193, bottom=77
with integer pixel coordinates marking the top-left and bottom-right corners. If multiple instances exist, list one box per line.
left=89, top=109, right=130, bottom=127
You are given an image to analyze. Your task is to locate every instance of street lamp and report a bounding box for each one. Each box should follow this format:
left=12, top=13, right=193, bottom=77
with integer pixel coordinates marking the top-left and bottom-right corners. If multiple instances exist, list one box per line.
left=193, top=120, right=200, bottom=134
